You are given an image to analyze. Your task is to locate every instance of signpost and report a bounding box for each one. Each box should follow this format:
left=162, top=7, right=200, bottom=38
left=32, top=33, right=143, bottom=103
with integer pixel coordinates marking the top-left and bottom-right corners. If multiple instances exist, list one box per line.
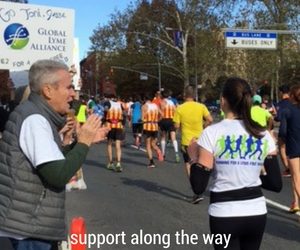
left=140, top=72, right=148, bottom=80
left=225, top=31, right=277, bottom=50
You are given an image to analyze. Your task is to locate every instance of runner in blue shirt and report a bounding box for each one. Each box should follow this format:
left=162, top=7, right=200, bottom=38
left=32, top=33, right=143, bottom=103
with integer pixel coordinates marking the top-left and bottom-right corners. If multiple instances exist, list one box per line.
left=131, top=97, right=143, bottom=148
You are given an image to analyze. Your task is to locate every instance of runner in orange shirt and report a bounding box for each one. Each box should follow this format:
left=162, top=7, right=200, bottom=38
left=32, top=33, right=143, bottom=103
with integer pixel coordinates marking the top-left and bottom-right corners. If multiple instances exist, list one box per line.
left=105, top=95, right=125, bottom=172
left=159, top=89, right=180, bottom=162
left=142, top=93, right=164, bottom=168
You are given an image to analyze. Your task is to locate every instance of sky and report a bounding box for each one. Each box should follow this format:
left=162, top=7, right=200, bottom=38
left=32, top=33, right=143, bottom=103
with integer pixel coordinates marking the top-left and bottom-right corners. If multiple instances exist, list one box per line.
left=29, top=0, right=133, bottom=60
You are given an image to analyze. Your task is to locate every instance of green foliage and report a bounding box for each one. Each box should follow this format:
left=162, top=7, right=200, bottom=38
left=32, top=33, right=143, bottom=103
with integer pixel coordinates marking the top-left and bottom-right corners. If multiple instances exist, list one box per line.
left=89, top=0, right=300, bottom=100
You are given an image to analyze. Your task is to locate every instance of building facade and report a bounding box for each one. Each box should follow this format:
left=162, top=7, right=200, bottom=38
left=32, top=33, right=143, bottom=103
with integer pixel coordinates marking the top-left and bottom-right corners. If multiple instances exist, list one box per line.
left=80, top=52, right=116, bottom=97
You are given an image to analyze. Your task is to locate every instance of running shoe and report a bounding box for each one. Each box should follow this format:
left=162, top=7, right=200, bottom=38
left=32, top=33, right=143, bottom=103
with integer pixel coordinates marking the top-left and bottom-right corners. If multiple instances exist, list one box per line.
left=190, top=195, right=204, bottom=204
left=107, top=162, right=114, bottom=170
left=114, top=162, right=123, bottom=172
left=289, top=201, right=300, bottom=213
left=66, top=180, right=78, bottom=191
left=147, top=163, right=156, bottom=168
left=282, top=169, right=291, bottom=177
left=77, top=178, right=87, bottom=190
left=175, top=153, right=180, bottom=163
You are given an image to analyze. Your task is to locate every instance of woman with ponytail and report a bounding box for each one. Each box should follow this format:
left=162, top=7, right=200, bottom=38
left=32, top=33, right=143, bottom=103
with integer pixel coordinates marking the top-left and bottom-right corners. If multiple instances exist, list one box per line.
left=189, top=77, right=281, bottom=250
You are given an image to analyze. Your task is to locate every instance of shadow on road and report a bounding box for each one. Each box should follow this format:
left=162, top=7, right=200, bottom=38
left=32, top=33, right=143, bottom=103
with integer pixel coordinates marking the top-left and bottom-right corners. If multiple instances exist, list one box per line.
left=83, top=159, right=106, bottom=168
left=121, top=177, right=194, bottom=202
left=84, top=157, right=146, bottom=169
left=123, top=151, right=145, bottom=159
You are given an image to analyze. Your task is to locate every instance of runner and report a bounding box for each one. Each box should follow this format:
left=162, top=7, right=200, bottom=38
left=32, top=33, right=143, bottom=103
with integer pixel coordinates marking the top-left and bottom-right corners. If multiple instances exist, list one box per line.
left=152, top=90, right=162, bottom=108
left=275, top=84, right=298, bottom=212
left=142, top=93, right=164, bottom=168
left=279, top=84, right=300, bottom=215
left=131, top=96, right=143, bottom=148
left=173, top=85, right=213, bottom=204
left=104, top=95, right=125, bottom=172
left=190, top=77, right=280, bottom=249
left=251, top=94, right=273, bottom=130
left=159, top=89, right=180, bottom=162
left=125, top=97, right=134, bottom=124
left=275, top=85, right=292, bottom=177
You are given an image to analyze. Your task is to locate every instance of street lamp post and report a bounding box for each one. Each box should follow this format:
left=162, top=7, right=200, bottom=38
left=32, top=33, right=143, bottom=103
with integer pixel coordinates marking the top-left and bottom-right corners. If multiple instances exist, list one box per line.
left=158, top=60, right=161, bottom=91
left=166, top=27, right=198, bottom=100
left=139, top=45, right=162, bottom=91
left=194, top=33, right=198, bottom=102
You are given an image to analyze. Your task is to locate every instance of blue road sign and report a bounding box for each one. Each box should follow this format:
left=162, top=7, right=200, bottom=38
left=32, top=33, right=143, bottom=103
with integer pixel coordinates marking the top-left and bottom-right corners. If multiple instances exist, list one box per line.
left=225, top=32, right=277, bottom=39
left=225, top=31, right=277, bottom=49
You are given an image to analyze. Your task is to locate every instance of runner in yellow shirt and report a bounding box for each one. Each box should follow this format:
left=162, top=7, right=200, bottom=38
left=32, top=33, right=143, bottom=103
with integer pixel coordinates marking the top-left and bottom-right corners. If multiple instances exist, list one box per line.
left=173, top=85, right=213, bottom=204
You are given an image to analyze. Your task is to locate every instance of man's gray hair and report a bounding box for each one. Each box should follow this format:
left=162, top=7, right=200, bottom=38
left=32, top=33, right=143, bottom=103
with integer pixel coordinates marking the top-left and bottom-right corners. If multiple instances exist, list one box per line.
left=184, top=85, right=195, bottom=99
left=29, top=59, right=69, bottom=93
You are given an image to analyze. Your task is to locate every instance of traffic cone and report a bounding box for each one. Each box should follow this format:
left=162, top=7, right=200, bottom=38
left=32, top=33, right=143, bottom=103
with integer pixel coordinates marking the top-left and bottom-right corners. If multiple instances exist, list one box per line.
left=70, top=217, right=86, bottom=250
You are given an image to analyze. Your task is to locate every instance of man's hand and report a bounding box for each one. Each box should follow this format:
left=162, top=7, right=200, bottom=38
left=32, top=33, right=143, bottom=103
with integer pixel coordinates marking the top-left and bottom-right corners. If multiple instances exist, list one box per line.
left=93, top=126, right=110, bottom=143
left=60, top=116, right=76, bottom=146
left=76, top=114, right=110, bottom=146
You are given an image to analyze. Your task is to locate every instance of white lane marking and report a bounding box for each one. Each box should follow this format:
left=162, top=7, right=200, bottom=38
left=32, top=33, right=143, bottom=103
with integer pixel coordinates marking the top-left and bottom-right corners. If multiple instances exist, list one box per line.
left=266, top=198, right=300, bottom=216
left=130, top=144, right=147, bottom=152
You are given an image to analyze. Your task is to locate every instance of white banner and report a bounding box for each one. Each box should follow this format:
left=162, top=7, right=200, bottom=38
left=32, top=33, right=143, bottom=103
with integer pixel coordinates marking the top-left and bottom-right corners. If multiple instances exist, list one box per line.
left=72, top=38, right=81, bottom=91
left=0, top=1, right=74, bottom=70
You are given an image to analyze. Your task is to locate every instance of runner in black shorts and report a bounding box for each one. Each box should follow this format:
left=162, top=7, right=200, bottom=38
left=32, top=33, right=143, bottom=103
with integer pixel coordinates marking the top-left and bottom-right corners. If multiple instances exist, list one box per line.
left=142, top=94, right=164, bottom=168
left=130, top=98, right=143, bottom=148
left=105, top=96, right=125, bottom=172
left=107, top=128, right=125, bottom=141
left=143, top=130, right=158, bottom=139
left=159, top=90, right=180, bottom=162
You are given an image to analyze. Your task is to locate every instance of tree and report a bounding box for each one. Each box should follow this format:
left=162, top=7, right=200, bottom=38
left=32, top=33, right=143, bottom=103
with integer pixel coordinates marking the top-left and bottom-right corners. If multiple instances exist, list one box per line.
left=89, top=0, right=300, bottom=100
left=244, top=0, right=300, bottom=100
left=90, top=0, right=228, bottom=93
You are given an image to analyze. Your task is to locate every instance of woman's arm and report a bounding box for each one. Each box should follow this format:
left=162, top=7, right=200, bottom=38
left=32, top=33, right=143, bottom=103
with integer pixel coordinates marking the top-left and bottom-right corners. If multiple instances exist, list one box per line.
left=190, top=147, right=214, bottom=195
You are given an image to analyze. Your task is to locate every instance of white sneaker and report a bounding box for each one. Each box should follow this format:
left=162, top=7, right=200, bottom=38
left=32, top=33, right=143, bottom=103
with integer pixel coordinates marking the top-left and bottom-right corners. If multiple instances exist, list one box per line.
left=77, top=178, right=87, bottom=190
left=147, top=163, right=156, bottom=168
left=66, top=180, right=79, bottom=191
left=66, top=183, right=72, bottom=192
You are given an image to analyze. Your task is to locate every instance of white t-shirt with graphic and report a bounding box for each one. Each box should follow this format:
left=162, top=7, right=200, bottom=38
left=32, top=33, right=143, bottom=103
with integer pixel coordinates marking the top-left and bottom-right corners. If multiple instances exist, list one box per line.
left=197, top=119, right=276, bottom=217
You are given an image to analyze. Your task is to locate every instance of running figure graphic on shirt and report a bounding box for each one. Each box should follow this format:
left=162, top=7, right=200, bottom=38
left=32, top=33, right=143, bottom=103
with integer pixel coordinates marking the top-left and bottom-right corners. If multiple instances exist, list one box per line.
left=242, top=136, right=255, bottom=159
left=216, top=135, right=226, bottom=155
left=249, top=139, right=263, bottom=160
left=219, top=135, right=235, bottom=159
left=217, top=134, right=268, bottom=160
left=233, top=135, right=243, bottom=158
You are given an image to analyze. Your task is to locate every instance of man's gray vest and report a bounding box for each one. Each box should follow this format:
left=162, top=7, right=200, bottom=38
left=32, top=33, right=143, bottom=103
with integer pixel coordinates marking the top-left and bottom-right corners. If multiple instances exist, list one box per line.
left=0, top=93, right=67, bottom=241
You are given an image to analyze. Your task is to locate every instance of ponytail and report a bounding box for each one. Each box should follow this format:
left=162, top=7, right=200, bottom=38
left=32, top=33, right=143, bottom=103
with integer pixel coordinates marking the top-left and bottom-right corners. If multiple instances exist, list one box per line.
left=222, top=77, right=266, bottom=139
left=239, top=92, right=265, bottom=139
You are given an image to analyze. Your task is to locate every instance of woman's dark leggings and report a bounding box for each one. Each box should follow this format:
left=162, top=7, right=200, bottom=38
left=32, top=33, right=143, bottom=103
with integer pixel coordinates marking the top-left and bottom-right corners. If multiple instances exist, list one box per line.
left=209, top=214, right=267, bottom=250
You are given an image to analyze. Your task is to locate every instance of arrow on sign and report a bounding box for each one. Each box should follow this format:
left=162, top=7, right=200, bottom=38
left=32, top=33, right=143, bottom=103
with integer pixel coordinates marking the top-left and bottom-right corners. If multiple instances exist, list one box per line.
left=231, top=39, right=238, bottom=45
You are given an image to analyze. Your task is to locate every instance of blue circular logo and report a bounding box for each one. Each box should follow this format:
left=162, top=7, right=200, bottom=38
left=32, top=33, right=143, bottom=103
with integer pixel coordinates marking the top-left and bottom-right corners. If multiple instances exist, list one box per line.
left=4, top=23, right=29, bottom=49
